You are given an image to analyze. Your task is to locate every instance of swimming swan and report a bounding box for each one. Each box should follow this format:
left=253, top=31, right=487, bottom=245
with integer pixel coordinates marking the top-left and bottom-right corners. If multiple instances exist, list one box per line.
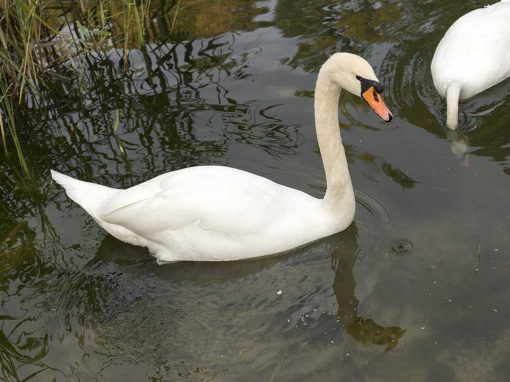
left=431, top=0, right=510, bottom=129
left=52, top=53, right=392, bottom=263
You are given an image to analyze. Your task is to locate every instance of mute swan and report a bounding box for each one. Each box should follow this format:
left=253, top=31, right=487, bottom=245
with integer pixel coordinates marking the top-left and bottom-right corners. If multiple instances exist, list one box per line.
left=52, top=53, right=392, bottom=263
left=431, top=0, right=510, bottom=129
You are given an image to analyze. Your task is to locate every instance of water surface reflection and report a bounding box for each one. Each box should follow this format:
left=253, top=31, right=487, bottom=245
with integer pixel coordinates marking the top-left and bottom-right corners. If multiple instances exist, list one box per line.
left=1, top=0, right=510, bottom=380
left=65, top=223, right=404, bottom=380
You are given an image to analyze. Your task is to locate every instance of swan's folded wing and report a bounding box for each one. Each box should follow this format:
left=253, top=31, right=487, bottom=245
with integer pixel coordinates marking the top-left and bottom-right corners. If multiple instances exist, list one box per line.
left=96, top=173, right=170, bottom=217
left=99, top=194, right=194, bottom=234
left=98, top=167, right=304, bottom=237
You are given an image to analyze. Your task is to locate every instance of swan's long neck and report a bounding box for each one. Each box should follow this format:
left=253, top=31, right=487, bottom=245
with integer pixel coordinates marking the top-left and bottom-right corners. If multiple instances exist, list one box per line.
left=314, top=72, right=355, bottom=210
left=446, top=82, right=461, bottom=130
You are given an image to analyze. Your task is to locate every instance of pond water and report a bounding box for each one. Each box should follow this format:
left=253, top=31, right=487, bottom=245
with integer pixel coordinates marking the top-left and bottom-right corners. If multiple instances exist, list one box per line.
left=2, top=0, right=510, bottom=380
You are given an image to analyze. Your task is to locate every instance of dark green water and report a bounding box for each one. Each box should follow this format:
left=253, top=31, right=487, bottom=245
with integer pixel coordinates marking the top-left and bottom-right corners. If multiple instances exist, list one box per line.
left=2, top=0, right=510, bottom=380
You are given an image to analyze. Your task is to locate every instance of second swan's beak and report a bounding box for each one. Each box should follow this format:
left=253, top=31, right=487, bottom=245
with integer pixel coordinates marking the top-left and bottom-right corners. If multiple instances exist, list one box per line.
left=362, top=87, right=393, bottom=122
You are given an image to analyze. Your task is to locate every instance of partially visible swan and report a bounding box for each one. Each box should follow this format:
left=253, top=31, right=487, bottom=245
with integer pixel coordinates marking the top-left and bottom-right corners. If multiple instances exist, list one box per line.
left=52, top=53, right=392, bottom=263
left=431, top=0, right=510, bottom=129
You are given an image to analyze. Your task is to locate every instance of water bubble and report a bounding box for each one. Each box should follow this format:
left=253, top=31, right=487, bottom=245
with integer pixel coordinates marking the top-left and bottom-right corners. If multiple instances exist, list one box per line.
left=391, top=240, right=413, bottom=256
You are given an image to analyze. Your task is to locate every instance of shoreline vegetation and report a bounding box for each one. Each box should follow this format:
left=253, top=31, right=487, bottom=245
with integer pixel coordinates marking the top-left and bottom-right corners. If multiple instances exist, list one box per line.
left=0, top=0, right=160, bottom=177
left=0, top=0, right=268, bottom=179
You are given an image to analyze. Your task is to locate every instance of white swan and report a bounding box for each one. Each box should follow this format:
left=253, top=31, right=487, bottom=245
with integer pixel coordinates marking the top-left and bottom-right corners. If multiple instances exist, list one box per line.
left=431, top=0, right=510, bottom=129
left=52, top=53, right=392, bottom=263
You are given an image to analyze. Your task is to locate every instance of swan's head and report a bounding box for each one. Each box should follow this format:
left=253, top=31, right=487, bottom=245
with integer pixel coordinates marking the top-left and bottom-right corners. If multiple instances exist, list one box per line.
left=320, top=53, right=393, bottom=122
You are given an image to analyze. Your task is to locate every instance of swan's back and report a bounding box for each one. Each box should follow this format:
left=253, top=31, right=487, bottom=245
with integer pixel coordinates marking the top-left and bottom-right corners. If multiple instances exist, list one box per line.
left=431, top=1, right=510, bottom=99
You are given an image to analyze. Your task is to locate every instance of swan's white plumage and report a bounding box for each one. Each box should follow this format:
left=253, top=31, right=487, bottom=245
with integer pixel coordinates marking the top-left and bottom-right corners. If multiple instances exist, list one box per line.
left=52, top=53, right=387, bottom=263
left=101, top=166, right=345, bottom=261
left=431, top=0, right=510, bottom=129
left=52, top=166, right=347, bottom=262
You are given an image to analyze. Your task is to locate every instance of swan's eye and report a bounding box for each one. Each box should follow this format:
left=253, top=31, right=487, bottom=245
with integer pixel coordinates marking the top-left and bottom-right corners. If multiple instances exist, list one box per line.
left=357, top=76, right=383, bottom=96
left=357, top=76, right=370, bottom=94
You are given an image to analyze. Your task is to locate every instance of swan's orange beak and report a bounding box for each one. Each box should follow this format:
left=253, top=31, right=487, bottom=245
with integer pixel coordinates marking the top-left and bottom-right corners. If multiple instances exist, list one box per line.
left=362, top=87, right=393, bottom=122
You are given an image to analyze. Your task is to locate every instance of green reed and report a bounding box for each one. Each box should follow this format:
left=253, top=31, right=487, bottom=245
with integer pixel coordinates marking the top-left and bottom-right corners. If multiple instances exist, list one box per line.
left=0, top=0, right=152, bottom=177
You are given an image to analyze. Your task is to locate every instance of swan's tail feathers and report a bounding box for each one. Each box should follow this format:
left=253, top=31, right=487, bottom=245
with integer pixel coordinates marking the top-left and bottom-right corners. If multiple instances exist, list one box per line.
left=51, top=170, right=119, bottom=217
left=446, top=82, right=461, bottom=130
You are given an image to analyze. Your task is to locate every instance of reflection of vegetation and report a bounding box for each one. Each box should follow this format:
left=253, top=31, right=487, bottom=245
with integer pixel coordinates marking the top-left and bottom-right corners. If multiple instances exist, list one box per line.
left=330, top=226, right=405, bottom=351
left=0, top=230, right=52, bottom=381
left=275, top=0, right=402, bottom=42
left=274, top=0, right=404, bottom=72
left=346, top=145, right=418, bottom=190
left=19, top=37, right=300, bottom=190
left=0, top=220, right=125, bottom=380
left=161, top=0, right=269, bottom=40
left=0, top=317, right=51, bottom=381
left=275, top=0, right=343, bottom=72
left=380, top=163, right=418, bottom=190
left=340, top=4, right=400, bottom=42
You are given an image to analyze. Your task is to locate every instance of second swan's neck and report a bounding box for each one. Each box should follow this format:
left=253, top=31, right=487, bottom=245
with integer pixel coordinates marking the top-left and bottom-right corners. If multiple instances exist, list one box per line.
left=314, top=72, right=355, bottom=210
left=446, top=82, right=460, bottom=130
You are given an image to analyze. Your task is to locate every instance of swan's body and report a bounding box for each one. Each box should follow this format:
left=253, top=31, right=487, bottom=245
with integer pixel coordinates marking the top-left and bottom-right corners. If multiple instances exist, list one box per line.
left=52, top=166, right=353, bottom=261
left=52, top=53, right=392, bottom=263
left=431, top=0, right=510, bottom=129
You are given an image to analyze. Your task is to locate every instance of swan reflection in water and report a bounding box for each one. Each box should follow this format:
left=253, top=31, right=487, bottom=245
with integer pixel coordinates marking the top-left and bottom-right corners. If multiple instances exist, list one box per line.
left=0, top=223, right=405, bottom=379
left=330, top=226, right=405, bottom=351
left=88, top=224, right=405, bottom=354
